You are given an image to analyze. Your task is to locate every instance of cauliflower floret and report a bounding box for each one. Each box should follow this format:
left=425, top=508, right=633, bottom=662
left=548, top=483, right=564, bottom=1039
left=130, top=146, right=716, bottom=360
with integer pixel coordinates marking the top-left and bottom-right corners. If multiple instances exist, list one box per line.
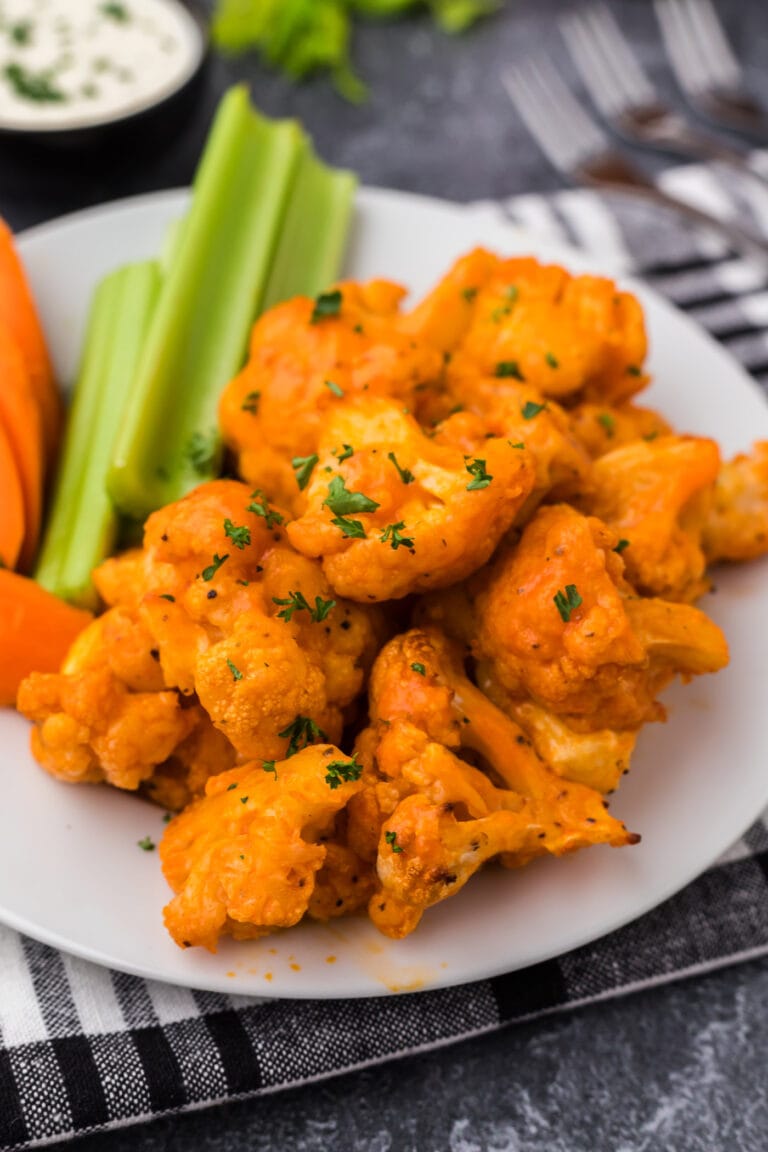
left=703, top=441, right=768, bottom=563
left=219, top=282, right=443, bottom=511
left=574, top=436, right=720, bottom=601
left=17, top=607, right=195, bottom=789
left=349, top=628, right=638, bottom=938
left=286, top=396, right=536, bottom=601
left=427, top=504, right=728, bottom=730
left=441, top=254, right=649, bottom=405
left=160, top=745, right=365, bottom=950
left=136, top=480, right=383, bottom=758
left=568, top=402, right=673, bottom=459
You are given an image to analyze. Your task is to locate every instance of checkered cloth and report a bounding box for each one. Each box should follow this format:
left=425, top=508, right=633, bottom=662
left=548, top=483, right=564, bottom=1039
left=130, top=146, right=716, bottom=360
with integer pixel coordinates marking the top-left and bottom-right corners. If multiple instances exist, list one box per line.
left=3, top=159, right=768, bottom=1151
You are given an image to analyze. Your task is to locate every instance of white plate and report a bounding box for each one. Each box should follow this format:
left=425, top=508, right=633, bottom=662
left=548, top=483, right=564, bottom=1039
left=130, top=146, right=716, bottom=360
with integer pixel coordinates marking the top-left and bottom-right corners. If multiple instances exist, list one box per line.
left=3, top=187, right=768, bottom=999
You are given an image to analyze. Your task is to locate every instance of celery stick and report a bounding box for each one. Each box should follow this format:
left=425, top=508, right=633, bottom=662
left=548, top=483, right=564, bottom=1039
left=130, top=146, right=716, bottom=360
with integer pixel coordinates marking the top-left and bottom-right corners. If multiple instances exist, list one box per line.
left=108, top=85, right=305, bottom=520
left=35, top=262, right=161, bottom=608
left=261, top=144, right=357, bottom=310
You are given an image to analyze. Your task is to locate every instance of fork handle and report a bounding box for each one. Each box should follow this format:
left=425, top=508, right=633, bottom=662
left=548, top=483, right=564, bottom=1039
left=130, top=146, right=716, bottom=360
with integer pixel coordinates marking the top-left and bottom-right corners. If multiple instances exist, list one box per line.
left=582, top=167, right=768, bottom=273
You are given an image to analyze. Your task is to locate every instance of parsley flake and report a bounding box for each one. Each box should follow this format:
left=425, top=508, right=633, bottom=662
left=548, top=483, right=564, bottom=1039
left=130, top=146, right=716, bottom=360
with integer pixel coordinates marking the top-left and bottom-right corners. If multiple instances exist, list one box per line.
left=508, top=440, right=525, bottom=449
left=597, top=412, right=616, bottom=437
left=626, top=364, right=643, bottom=377
left=312, top=595, right=336, bottom=622
left=224, top=519, right=251, bottom=549
left=332, top=515, right=367, bottom=539
left=325, top=756, right=363, bottom=790
left=201, top=553, right=229, bottom=581
left=465, top=458, right=493, bottom=490
left=247, top=491, right=284, bottom=529
left=279, top=715, right=327, bottom=757
left=505, top=285, right=520, bottom=303
left=553, top=584, right=583, bottom=623
left=380, top=522, right=414, bottom=550
left=410, top=662, right=426, bottom=676
left=643, top=431, right=659, bottom=442
left=387, top=451, right=414, bottom=485
left=273, top=590, right=335, bottom=623
left=462, top=286, right=478, bottom=303
left=226, top=659, right=243, bottom=681
left=240, top=390, right=260, bottom=414
left=333, top=444, right=354, bottom=462
left=614, top=539, right=630, bottom=554
left=311, top=289, right=342, bottom=324
left=324, top=379, right=344, bottom=398
left=495, top=360, right=525, bottom=380
left=240, top=795, right=249, bottom=804
left=323, top=475, right=380, bottom=516
left=521, top=401, right=546, bottom=420
left=137, top=836, right=155, bottom=852
left=545, top=352, right=559, bottom=368
left=262, top=760, right=278, bottom=779
left=159, top=593, right=175, bottom=602
left=385, top=830, right=404, bottom=853
left=292, top=454, right=319, bottom=491
left=227, top=783, right=238, bottom=791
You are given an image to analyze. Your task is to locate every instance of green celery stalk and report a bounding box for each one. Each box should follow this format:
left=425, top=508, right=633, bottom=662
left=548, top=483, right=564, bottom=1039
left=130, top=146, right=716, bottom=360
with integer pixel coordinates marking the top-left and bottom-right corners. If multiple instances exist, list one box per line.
left=261, top=143, right=357, bottom=309
left=35, top=261, right=161, bottom=608
left=108, top=85, right=305, bottom=520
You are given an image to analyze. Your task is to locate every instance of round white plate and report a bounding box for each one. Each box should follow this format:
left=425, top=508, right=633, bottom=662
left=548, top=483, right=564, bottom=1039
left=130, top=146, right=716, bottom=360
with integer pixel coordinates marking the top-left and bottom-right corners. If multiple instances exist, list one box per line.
left=4, top=187, right=768, bottom=999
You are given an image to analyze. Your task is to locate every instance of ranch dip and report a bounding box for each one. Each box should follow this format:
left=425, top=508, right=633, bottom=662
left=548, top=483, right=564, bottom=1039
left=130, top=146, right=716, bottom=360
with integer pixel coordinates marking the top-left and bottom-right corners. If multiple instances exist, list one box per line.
left=0, top=0, right=203, bottom=131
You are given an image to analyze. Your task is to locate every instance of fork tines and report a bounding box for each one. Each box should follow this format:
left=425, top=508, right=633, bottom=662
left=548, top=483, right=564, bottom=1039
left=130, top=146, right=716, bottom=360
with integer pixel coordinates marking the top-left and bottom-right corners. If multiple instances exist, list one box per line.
left=561, top=4, right=656, bottom=117
left=502, top=59, right=607, bottom=175
left=654, top=0, right=742, bottom=95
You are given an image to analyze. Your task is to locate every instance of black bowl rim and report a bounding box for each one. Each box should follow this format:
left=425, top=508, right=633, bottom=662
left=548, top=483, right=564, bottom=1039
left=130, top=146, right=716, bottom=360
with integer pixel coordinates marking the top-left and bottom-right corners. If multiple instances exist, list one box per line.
left=0, top=0, right=210, bottom=140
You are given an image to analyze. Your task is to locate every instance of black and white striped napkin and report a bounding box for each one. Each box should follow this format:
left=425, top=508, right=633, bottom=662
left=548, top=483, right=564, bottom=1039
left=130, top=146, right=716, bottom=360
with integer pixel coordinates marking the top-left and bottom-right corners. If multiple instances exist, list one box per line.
left=3, top=158, right=768, bottom=1152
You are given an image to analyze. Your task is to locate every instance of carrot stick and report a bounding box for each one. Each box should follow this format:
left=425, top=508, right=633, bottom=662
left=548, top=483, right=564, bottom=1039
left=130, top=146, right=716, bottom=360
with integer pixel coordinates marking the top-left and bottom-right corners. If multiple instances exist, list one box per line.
left=0, top=569, right=92, bottom=706
left=0, top=416, right=25, bottom=571
left=0, top=218, right=62, bottom=462
left=0, top=325, right=43, bottom=572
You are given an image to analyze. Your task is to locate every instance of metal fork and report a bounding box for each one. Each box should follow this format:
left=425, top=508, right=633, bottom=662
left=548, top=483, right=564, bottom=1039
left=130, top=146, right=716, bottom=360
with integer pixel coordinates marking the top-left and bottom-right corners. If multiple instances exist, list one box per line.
left=654, top=0, right=768, bottom=138
left=561, top=3, right=758, bottom=176
left=502, top=59, right=768, bottom=270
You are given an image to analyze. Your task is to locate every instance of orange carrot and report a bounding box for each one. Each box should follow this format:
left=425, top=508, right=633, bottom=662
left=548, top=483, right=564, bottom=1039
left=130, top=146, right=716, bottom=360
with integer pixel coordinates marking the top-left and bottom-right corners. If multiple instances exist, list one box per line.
left=0, top=570, right=92, bottom=706
left=0, top=416, right=25, bottom=571
left=0, top=218, right=62, bottom=461
left=0, top=325, right=43, bottom=571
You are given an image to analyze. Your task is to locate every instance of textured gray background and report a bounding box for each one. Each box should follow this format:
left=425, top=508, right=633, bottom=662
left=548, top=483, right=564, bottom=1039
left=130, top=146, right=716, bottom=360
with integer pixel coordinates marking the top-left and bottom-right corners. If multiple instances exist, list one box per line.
left=2, top=1, right=768, bottom=1149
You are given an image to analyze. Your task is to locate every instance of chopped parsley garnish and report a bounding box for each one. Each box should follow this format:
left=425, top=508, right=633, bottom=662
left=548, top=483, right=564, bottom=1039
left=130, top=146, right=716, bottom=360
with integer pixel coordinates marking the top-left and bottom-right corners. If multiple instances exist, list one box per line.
left=262, top=761, right=277, bottom=779
left=224, top=519, right=251, bottom=549
left=247, top=491, right=284, bottom=529
left=553, top=584, right=583, bottom=623
left=9, top=21, right=32, bottom=45
left=240, top=795, right=249, bottom=804
left=387, top=451, right=414, bottom=485
left=101, top=2, right=130, bottom=21
left=273, top=591, right=336, bottom=623
left=201, top=553, right=229, bottom=581
left=495, top=360, right=525, bottom=380
left=380, top=522, right=414, bottom=550
left=643, top=431, right=659, bottom=442
left=324, top=756, right=363, bottom=790
left=323, top=475, right=380, bottom=516
left=545, top=352, right=559, bottom=368
left=462, top=286, right=478, bottom=303
left=226, top=659, right=243, bottom=681
left=505, top=285, right=519, bottom=303
left=4, top=63, right=65, bottom=103
left=324, top=379, right=344, bottom=398
left=597, top=412, right=616, bottom=436
left=332, top=515, right=367, bottom=539
left=333, top=444, right=354, bottom=463
left=410, top=662, right=426, bottom=676
left=292, top=454, right=319, bottom=491
left=626, top=364, right=643, bottom=377
left=311, top=289, right=342, bottom=324
left=159, top=593, right=175, bottom=602
left=241, top=390, right=260, bottom=414
left=465, top=458, right=493, bottom=490
left=385, top=830, right=404, bottom=853
left=186, top=429, right=218, bottom=475
left=508, top=440, right=525, bottom=449
left=614, top=539, right=630, bottom=554
left=137, top=836, right=155, bottom=852
left=227, top=783, right=238, bottom=791
left=279, top=715, right=327, bottom=757
left=521, top=400, right=546, bottom=420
